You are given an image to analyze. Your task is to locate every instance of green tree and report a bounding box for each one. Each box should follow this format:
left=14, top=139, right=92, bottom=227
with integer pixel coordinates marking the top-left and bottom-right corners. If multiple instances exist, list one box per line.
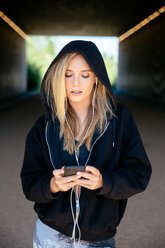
left=26, top=36, right=57, bottom=90
left=102, top=52, right=118, bottom=89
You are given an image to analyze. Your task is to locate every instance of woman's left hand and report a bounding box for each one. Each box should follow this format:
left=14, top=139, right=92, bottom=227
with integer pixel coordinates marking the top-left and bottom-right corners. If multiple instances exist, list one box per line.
left=74, top=166, right=103, bottom=190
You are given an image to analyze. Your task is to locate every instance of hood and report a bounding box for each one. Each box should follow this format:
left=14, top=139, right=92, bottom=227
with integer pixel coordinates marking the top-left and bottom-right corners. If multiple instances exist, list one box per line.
left=40, top=40, right=117, bottom=120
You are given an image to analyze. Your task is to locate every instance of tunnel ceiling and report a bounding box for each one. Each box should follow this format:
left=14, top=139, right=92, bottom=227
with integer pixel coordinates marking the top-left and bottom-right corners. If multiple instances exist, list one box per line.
left=1, top=0, right=164, bottom=36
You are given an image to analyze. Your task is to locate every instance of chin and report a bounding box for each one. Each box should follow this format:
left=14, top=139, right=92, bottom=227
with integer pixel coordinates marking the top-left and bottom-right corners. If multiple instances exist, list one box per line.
left=69, top=98, right=83, bottom=103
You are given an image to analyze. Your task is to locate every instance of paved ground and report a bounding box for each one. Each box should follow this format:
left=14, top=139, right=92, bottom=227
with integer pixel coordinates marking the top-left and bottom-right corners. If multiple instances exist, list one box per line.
left=0, top=93, right=165, bottom=248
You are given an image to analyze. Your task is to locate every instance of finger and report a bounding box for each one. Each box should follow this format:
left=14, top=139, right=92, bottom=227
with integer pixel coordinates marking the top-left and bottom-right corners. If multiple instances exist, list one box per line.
left=58, top=174, right=81, bottom=184
left=76, top=171, right=96, bottom=180
left=53, top=168, right=64, bottom=177
left=75, top=178, right=96, bottom=190
left=86, top=166, right=100, bottom=175
left=58, top=181, right=78, bottom=191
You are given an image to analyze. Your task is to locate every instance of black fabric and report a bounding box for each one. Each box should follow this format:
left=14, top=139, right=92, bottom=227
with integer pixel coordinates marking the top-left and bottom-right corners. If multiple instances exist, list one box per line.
left=20, top=103, right=152, bottom=241
left=60, top=138, right=89, bottom=166
left=20, top=40, right=152, bottom=242
left=76, top=141, right=89, bottom=165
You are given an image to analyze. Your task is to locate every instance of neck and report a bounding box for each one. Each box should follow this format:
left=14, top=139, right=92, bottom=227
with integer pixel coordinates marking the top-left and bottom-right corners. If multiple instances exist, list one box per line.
left=69, top=100, right=91, bottom=122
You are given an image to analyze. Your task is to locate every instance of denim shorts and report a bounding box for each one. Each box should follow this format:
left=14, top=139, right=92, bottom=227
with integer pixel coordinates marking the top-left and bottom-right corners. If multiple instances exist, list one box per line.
left=33, top=218, right=116, bottom=248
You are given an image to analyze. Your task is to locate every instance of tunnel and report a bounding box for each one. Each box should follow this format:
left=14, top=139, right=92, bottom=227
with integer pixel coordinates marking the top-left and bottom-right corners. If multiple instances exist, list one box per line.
left=0, top=0, right=165, bottom=105
left=0, top=1, right=165, bottom=248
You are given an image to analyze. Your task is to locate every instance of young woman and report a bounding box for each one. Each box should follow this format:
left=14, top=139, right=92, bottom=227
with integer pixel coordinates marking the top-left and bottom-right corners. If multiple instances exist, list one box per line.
left=20, top=40, right=152, bottom=248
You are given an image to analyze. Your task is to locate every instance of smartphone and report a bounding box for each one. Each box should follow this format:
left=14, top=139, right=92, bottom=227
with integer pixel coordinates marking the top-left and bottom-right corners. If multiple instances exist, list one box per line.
left=63, top=165, right=86, bottom=177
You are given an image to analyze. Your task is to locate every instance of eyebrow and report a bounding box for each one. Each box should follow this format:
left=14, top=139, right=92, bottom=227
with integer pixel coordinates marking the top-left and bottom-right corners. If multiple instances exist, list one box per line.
left=66, top=69, right=93, bottom=72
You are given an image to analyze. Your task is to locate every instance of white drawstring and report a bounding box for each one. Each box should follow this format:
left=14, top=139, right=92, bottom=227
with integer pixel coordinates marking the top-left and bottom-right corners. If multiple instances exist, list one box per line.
left=70, top=186, right=81, bottom=248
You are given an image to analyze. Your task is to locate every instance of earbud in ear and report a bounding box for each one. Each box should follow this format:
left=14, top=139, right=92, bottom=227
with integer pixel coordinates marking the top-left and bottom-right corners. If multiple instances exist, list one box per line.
left=95, top=78, right=98, bottom=86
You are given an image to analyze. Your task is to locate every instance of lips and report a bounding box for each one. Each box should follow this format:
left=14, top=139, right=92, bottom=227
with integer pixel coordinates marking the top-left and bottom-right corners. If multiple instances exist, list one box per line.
left=70, top=90, right=83, bottom=95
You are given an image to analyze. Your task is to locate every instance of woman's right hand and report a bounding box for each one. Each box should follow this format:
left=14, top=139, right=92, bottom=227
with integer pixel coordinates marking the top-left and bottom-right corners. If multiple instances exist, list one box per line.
left=50, top=167, right=81, bottom=193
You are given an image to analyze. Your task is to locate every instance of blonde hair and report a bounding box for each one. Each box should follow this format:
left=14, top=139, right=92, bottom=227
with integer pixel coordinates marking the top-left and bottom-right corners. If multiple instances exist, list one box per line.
left=43, top=52, right=116, bottom=154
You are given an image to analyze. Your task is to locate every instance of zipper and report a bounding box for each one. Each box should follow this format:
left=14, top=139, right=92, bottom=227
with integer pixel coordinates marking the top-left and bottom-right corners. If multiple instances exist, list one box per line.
left=85, top=121, right=110, bottom=166
left=45, top=121, right=56, bottom=170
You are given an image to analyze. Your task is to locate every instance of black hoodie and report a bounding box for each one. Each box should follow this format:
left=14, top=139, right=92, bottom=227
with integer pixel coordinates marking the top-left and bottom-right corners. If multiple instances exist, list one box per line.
left=20, top=40, right=152, bottom=242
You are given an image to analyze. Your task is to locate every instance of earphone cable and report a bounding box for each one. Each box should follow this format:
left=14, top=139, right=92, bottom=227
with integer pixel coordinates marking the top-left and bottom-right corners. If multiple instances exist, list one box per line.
left=65, top=83, right=97, bottom=248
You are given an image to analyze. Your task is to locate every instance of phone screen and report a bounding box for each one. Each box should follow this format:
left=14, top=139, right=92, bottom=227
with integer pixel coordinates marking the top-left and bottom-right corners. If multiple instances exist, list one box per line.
left=64, top=165, right=86, bottom=176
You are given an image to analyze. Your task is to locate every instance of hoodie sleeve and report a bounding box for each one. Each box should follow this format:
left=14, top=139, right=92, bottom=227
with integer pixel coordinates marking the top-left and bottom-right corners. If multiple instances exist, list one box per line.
left=20, top=117, right=60, bottom=203
left=96, top=105, right=152, bottom=200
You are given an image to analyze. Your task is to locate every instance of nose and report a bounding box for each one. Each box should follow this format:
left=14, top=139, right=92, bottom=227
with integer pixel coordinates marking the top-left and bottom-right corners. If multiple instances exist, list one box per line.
left=73, top=76, right=80, bottom=86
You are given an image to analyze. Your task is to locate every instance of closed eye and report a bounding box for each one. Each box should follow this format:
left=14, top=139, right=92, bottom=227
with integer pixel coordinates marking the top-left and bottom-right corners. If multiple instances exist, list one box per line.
left=65, top=74, right=72, bottom=78
left=82, top=74, right=89, bottom=78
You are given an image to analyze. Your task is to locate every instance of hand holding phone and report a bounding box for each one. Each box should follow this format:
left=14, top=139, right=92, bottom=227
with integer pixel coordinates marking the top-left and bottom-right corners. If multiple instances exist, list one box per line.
left=63, top=165, right=86, bottom=177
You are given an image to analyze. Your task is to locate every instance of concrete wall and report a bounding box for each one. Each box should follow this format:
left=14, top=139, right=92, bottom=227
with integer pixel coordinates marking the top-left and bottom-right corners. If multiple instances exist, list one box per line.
left=117, top=13, right=165, bottom=104
left=0, top=19, right=27, bottom=101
